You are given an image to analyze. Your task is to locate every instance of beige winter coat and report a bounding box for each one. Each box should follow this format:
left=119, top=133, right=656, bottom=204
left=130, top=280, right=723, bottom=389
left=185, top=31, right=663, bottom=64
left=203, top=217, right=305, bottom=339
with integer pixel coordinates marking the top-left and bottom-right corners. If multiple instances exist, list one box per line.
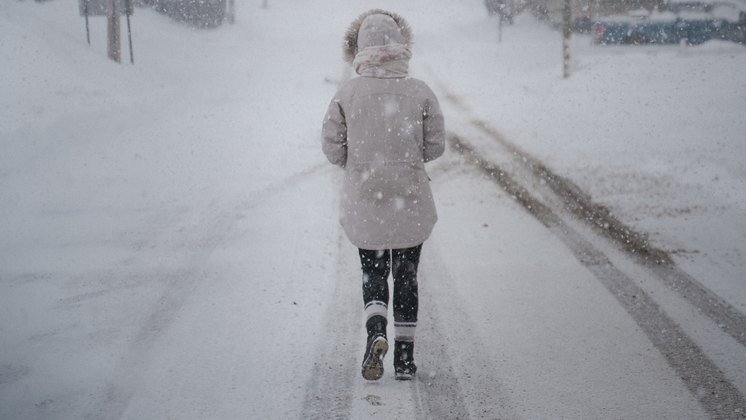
left=322, top=10, right=445, bottom=250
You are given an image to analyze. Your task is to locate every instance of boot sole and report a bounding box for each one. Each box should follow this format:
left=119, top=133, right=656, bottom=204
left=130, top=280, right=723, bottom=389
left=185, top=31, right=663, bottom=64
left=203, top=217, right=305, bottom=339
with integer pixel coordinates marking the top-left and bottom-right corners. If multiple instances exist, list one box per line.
left=361, top=337, right=388, bottom=381
left=395, top=371, right=415, bottom=381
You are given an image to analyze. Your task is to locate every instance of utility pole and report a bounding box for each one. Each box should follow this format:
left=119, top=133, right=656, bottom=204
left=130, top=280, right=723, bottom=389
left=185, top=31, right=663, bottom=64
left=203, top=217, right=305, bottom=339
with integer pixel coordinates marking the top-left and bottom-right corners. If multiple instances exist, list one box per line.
left=227, top=0, right=236, bottom=23
left=84, top=0, right=91, bottom=44
left=498, top=13, right=503, bottom=42
left=107, top=0, right=121, bottom=63
left=562, top=0, right=572, bottom=78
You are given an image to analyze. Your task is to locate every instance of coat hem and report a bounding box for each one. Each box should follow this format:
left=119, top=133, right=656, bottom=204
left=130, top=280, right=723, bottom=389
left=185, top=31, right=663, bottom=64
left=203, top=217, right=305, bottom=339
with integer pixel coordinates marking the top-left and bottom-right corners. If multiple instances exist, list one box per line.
left=344, top=229, right=433, bottom=251
left=354, top=241, right=427, bottom=251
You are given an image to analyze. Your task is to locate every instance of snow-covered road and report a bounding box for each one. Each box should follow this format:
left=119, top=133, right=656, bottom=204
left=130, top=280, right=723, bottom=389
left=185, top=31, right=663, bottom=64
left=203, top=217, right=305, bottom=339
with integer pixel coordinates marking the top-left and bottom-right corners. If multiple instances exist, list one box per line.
left=2, top=0, right=745, bottom=419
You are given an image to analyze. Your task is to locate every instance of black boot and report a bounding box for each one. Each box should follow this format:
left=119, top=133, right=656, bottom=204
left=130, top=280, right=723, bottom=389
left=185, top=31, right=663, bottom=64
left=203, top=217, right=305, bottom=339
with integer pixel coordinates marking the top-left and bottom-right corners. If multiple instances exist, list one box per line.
left=362, top=316, right=388, bottom=381
left=366, top=315, right=387, bottom=338
left=394, top=340, right=417, bottom=380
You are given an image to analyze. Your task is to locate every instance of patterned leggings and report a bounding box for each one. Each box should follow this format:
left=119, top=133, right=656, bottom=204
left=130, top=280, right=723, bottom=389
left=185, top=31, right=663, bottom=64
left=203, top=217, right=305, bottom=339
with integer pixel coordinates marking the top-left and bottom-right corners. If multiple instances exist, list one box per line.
left=359, top=244, right=422, bottom=342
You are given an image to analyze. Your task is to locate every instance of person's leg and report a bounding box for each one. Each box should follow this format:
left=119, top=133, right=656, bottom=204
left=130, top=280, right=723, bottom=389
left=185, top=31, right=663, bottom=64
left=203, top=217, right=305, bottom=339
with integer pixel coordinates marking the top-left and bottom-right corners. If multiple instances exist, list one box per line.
left=359, top=248, right=391, bottom=380
left=391, top=244, right=422, bottom=380
left=359, top=248, right=390, bottom=336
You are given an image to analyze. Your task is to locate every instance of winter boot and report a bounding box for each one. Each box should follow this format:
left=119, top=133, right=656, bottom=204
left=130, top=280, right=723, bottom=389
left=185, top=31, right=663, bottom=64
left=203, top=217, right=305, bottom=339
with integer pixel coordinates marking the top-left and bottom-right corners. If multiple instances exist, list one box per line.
left=394, top=340, right=417, bottom=380
left=361, top=316, right=388, bottom=381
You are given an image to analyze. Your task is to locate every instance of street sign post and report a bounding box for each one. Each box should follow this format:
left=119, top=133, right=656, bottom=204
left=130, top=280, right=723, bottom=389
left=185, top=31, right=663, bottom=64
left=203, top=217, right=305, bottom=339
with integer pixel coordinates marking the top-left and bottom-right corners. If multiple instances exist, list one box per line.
left=79, top=0, right=134, bottom=64
left=79, top=0, right=133, bottom=16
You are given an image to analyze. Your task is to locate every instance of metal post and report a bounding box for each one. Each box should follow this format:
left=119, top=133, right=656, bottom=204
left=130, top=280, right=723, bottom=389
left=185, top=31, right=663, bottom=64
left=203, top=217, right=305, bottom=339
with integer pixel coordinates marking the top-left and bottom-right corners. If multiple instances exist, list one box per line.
left=126, top=0, right=134, bottom=64
left=562, top=0, right=572, bottom=78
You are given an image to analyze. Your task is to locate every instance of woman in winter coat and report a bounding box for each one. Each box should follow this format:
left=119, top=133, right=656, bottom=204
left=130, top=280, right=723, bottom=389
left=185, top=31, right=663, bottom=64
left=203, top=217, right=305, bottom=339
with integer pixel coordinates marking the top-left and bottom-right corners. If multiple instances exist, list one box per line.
left=321, top=9, right=445, bottom=381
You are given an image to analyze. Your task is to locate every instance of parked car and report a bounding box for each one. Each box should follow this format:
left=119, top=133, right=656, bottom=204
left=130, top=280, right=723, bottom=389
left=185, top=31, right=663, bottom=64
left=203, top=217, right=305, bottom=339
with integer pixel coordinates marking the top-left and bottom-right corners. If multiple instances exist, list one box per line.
left=713, top=6, right=746, bottom=44
left=592, top=7, right=745, bottom=45
left=722, top=16, right=746, bottom=43
left=594, top=15, right=724, bottom=44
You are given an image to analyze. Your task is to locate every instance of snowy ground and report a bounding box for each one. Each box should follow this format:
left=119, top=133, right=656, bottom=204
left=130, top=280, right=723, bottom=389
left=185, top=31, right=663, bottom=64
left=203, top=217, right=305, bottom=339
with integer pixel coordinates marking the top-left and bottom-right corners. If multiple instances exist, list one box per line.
left=1, top=0, right=745, bottom=419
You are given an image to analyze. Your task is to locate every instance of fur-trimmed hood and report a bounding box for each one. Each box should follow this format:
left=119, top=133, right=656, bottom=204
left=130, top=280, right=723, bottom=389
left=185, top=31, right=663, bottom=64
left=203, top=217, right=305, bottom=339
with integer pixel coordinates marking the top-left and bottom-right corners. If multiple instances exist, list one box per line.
left=343, top=9, right=413, bottom=64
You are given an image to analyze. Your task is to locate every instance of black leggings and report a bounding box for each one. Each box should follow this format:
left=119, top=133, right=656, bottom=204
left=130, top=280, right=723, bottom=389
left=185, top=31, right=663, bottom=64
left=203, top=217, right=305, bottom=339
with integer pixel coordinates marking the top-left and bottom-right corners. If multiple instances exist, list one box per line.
left=359, top=245, right=422, bottom=339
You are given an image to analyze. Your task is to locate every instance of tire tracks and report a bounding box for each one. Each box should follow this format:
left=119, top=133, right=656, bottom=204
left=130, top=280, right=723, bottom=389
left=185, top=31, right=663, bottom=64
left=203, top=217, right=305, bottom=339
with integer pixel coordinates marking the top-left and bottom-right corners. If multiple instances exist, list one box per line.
left=440, top=86, right=746, bottom=351
left=411, top=286, right=473, bottom=420
left=300, top=229, right=359, bottom=419
left=415, top=244, right=519, bottom=420
left=91, top=163, right=334, bottom=420
left=447, top=133, right=746, bottom=419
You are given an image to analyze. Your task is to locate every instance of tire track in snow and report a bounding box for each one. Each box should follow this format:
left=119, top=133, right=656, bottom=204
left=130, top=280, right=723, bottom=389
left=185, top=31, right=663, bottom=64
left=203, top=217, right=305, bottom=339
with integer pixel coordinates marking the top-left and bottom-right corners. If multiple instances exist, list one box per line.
left=239, top=162, right=331, bottom=211
left=300, top=229, right=359, bottom=419
left=441, top=88, right=746, bottom=351
left=91, top=163, right=334, bottom=420
left=91, top=193, right=244, bottom=420
left=414, top=243, right=518, bottom=420
left=410, top=298, right=472, bottom=420
left=448, top=135, right=746, bottom=419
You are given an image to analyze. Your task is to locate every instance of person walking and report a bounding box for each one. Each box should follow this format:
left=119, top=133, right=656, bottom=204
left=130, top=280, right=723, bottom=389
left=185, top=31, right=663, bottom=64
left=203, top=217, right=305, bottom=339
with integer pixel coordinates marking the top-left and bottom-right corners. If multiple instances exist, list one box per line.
left=321, top=9, right=445, bottom=381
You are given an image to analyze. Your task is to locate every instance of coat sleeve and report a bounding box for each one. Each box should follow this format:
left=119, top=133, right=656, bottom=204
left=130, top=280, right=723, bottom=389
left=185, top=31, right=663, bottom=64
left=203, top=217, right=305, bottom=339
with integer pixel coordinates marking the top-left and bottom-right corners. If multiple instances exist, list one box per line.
left=422, top=88, right=445, bottom=163
left=321, top=98, right=348, bottom=168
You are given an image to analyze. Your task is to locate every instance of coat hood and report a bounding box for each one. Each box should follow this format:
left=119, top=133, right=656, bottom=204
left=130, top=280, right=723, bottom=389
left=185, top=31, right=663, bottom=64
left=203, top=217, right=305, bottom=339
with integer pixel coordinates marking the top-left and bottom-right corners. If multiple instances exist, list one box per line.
left=343, top=9, right=413, bottom=64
